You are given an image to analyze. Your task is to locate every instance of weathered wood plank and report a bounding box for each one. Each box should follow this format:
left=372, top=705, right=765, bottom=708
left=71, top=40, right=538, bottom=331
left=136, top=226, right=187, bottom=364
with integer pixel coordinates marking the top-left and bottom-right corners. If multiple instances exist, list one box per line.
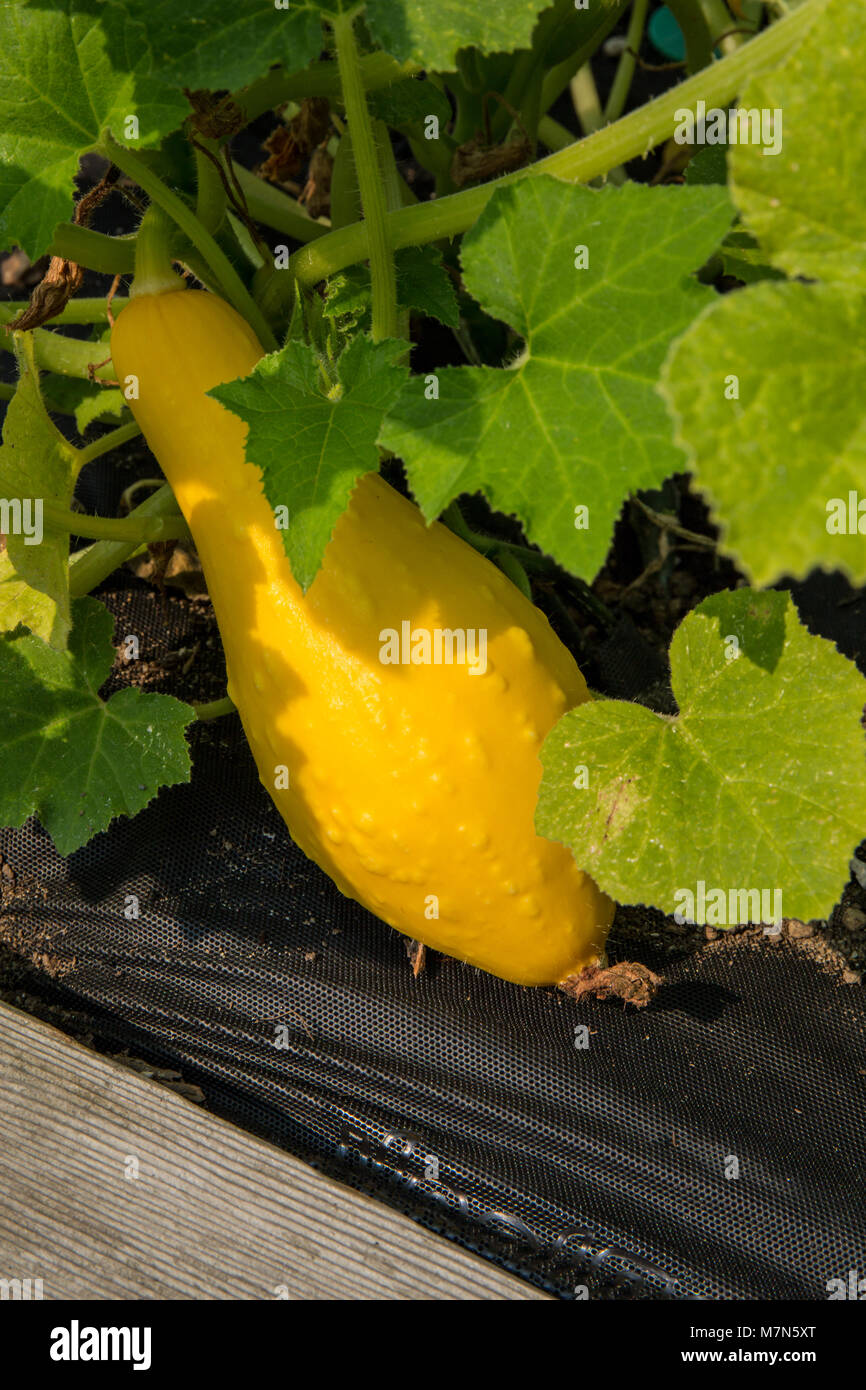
left=0, top=1001, right=549, bottom=1300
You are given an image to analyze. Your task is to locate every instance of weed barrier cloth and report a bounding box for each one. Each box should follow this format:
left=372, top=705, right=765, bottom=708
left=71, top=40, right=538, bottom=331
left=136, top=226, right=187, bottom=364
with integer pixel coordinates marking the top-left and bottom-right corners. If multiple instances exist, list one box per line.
left=2, top=577, right=864, bottom=1303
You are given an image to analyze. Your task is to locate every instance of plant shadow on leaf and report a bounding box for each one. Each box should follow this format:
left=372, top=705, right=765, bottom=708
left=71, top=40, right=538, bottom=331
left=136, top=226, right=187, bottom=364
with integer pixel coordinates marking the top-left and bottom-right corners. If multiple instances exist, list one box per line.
left=702, top=588, right=787, bottom=674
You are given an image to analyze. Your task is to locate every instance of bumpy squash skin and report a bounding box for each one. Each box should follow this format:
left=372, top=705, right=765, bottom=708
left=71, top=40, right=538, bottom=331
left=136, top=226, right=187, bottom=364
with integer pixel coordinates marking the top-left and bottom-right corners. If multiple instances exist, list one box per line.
left=111, top=289, right=614, bottom=986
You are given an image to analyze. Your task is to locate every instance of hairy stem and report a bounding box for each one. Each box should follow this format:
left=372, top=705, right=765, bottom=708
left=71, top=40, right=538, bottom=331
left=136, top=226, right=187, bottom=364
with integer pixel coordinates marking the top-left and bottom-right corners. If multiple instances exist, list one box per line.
left=77, top=420, right=142, bottom=466
left=194, top=138, right=228, bottom=234
left=291, top=2, right=817, bottom=286
left=0, top=318, right=115, bottom=381
left=235, top=52, right=420, bottom=125
left=48, top=224, right=137, bottom=275
left=375, top=117, right=410, bottom=345
left=0, top=296, right=128, bottom=325
left=45, top=502, right=189, bottom=543
left=192, top=695, right=237, bottom=721
left=604, top=0, right=650, bottom=123
left=235, top=165, right=330, bottom=243
left=332, top=11, right=398, bottom=342
left=67, top=484, right=185, bottom=597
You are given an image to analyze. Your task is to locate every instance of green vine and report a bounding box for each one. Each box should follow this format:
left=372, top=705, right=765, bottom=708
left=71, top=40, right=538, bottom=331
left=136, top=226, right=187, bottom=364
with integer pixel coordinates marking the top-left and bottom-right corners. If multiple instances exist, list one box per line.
left=235, top=51, right=420, bottom=126
left=44, top=502, right=189, bottom=544
left=76, top=420, right=141, bottom=467
left=604, top=0, right=650, bottom=124
left=290, top=3, right=816, bottom=289
left=0, top=316, right=115, bottom=380
left=0, top=297, right=127, bottom=325
left=331, top=10, right=397, bottom=342
left=67, top=484, right=186, bottom=597
left=48, top=224, right=137, bottom=275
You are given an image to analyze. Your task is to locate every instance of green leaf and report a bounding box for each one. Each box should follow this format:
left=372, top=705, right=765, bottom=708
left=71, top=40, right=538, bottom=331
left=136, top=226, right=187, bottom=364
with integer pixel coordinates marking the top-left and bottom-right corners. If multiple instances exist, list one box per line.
left=730, top=0, right=866, bottom=289
left=322, top=267, right=371, bottom=326
left=0, top=0, right=189, bottom=258
left=0, top=597, right=194, bottom=855
left=684, top=143, right=728, bottom=187
left=39, top=371, right=128, bottom=434
left=538, top=589, right=866, bottom=925
left=683, top=151, right=782, bottom=282
left=0, top=550, right=63, bottom=647
left=661, top=0, right=866, bottom=586
left=324, top=245, right=460, bottom=330
left=365, top=0, right=551, bottom=71
left=395, top=246, right=460, bottom=327
left=74, top=388, right=128, bottom=434
left=367, top=77, right=452, bottom=131
left=718, top=229, right=784, bottom=286
left=211, top=335, right=409, bottom=592
left=660, top=280, right=866, bottom=586
left=381, top=177, right=733, bottom=581
left=122, top=0, right=325, bottom=93
left=0, top=337, right=80, bottom=649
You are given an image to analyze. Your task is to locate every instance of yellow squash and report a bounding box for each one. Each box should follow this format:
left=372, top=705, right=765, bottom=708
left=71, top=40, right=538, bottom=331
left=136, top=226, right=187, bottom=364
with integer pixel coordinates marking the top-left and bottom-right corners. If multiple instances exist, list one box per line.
left=111, top=285, right=614, bottom=987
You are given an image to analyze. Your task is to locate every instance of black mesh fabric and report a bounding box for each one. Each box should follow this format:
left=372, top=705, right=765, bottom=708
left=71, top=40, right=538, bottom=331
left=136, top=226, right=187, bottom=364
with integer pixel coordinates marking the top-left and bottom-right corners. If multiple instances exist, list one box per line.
left=3, top=573, right=865, bottom=1301
left=0, top=451, right=863, bottom=1302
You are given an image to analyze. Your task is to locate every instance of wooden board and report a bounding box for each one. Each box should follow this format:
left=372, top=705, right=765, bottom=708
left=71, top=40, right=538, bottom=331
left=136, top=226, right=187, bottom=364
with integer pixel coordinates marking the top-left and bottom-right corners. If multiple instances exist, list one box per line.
left=0, top=1000, right=549, bottom=1300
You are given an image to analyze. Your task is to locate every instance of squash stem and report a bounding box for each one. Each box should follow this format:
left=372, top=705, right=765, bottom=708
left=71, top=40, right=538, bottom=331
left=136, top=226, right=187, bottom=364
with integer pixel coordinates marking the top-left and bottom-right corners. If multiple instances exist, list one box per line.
left=665, top=0, right=715, bottom=72
left=0, top=296, right=127, bottom=325
left=102, top=132, right=278, bottom=350
left=132, top=204, right=186, bottom=298
left=48, top=224, right=137, bottom=275
left=44, top=503, right=190, bottom=544
left=191, top=696, right=237, bottom=721
left=67, top=484, right=186, bottom=597
left=331, top=10, right=398, bottom=342
left=604, top=0, right=650, bottom=125
left=539, top=1, right=631, bottom=116
left=235, top=165, right=330, bottom=243
left=234, top=52, right=420, bottom=126
left=193, top=137, right=228, bottom=234
left=77, top=420, right=142, bottom=466
left=374, top=118, right=411, bottom=352
left=0, top=314, right=116, bottom=381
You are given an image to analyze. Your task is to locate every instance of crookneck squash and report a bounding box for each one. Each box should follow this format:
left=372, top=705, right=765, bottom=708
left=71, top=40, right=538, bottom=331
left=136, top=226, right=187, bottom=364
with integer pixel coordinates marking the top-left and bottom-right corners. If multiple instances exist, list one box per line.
left=111, top=281, right=616, bottom=990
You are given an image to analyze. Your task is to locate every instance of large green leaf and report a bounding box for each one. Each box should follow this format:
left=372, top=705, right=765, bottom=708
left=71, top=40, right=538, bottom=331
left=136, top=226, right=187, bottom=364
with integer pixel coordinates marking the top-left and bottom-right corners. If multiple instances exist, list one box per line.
left=538, top=589, right=866, bottom=925
left=730, top=0, right=865, bottom=289
left=660, top=0, right=866, bottom=586
left=365, top=0, right=551, bottom=70
left=0, top=336, right=79, bottom=648
left=381, top=177, right=733, bottom=581
left=212, top=335, right=408, bottom=591
left=0, top=0, right=188, bottom=257
left=661, top=281, right=866, bottom=585
left=122, top=0, right=325, bottom=94
left=0, top=550, right=62, bottom=648
left=0, top=597, right=195, bottom=855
